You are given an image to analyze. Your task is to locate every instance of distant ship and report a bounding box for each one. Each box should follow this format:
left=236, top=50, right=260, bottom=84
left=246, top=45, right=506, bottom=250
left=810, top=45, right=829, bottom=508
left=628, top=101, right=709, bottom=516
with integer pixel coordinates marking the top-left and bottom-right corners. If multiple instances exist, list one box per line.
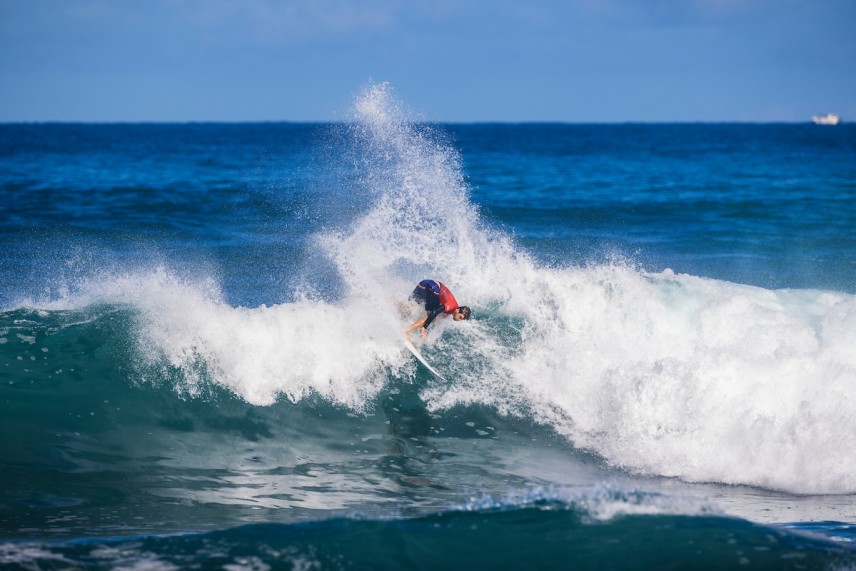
left=811, top=113, right=841, bottom=125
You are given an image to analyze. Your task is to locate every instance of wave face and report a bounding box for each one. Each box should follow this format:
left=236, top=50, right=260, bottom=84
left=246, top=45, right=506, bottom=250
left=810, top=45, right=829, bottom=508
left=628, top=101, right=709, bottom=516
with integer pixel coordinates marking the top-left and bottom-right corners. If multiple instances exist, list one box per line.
left=2, top=86, right=856, bottom=564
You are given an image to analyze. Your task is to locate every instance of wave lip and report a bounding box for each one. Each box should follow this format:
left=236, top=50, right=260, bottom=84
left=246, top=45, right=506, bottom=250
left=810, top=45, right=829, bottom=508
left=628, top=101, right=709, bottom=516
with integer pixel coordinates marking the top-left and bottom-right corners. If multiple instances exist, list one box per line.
left=457, top=484, right=721, bottom=521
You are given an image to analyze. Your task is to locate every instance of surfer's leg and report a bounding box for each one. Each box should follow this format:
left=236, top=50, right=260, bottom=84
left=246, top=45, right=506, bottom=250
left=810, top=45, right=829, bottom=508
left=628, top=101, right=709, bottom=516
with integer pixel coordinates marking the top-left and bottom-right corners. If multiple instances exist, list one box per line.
left=424, top=296, right=440, bottom=312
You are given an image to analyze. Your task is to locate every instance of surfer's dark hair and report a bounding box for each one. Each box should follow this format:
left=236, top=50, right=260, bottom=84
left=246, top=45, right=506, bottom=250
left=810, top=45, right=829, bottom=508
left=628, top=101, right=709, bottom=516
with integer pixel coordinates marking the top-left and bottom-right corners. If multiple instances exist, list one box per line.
left=458, top=306, right=471, bottom=320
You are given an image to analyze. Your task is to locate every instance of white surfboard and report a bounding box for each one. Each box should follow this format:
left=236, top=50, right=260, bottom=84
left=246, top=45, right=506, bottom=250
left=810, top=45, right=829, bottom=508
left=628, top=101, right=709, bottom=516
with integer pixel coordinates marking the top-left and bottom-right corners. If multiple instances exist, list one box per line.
left=403, top=338, right=447, bottom=381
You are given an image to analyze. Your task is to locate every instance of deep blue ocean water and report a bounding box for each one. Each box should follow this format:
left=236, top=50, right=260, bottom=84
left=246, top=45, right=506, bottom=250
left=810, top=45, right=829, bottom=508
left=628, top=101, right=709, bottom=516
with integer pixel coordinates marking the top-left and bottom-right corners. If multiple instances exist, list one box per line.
left=2, top=85, right=856, bottom=569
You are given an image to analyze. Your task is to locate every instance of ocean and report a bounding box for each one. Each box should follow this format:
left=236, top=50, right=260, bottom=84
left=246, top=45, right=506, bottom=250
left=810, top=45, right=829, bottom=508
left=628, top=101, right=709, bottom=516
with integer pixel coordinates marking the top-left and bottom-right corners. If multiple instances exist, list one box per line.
left=1, top=83, right=855, bottom=569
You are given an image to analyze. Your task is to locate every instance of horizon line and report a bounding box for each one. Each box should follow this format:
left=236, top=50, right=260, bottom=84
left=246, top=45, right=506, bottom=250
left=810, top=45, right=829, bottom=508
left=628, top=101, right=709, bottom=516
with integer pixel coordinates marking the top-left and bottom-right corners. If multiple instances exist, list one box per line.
left=0, top=119, right=845, bottom=126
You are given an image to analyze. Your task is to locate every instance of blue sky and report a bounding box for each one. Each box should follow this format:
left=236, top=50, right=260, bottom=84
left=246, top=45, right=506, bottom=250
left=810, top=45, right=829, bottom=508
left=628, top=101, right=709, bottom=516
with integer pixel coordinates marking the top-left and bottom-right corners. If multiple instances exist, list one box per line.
left=1, top=0, right=854, bottom=122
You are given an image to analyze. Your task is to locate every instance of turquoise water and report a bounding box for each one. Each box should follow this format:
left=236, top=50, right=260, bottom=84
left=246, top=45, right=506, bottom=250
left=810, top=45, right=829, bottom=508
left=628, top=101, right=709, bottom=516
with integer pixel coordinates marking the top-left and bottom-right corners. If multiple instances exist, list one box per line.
left=2, top=85, right=856, bottom=569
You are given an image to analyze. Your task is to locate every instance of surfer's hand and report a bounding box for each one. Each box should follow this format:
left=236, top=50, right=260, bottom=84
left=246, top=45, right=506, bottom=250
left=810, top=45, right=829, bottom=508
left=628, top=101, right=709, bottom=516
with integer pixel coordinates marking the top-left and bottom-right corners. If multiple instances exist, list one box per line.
left=420, top=328, right=428, bottom=340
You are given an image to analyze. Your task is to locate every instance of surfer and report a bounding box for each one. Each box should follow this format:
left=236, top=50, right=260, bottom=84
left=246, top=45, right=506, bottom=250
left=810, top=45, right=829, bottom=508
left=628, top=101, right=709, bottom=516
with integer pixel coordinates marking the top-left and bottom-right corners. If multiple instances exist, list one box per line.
left=404, top=279, right=471, bottom=340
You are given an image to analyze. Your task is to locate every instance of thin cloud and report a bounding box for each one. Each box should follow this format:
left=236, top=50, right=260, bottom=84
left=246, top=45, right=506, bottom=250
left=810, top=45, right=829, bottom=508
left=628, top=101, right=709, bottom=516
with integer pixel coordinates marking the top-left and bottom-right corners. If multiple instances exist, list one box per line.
left=165, top=0, right=402, bottom=46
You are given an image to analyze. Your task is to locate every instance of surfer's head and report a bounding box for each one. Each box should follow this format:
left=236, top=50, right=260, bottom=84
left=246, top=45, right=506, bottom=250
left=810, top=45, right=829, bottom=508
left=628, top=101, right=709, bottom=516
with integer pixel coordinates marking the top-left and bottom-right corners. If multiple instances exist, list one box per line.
left=453, top=306, right=471, bottom=321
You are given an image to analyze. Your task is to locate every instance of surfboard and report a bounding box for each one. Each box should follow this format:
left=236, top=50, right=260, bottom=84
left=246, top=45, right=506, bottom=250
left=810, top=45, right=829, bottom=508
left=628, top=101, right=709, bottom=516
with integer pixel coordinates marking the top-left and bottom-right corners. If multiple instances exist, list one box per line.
left=403, top=338, right=447, bottom=381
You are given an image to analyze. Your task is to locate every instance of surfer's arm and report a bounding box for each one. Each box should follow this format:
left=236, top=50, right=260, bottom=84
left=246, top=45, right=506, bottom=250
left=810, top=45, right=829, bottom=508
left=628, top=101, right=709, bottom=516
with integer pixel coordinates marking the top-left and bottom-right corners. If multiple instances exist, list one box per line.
left=421, top=305, right=445, bottom=331
left=404, top=316, right=428, bottom=340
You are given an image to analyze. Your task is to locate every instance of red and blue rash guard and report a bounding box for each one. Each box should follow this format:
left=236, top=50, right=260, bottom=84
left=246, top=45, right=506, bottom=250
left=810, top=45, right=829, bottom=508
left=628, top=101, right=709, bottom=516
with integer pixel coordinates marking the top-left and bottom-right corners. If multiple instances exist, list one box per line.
left=411, top=279, right=459, bottom=330
left=437, top=282, right=459, bottom=314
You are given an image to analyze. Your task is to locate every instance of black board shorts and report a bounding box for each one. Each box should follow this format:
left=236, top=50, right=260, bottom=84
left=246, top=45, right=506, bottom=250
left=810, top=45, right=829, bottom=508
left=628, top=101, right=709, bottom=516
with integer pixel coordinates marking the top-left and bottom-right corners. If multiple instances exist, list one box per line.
left=410, top=281, right=441, bottom=312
